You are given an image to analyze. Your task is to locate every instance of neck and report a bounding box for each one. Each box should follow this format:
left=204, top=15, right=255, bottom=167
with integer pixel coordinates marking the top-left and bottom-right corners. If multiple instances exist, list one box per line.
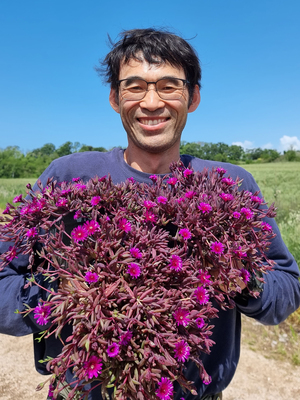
left=124, top=147, right=180, bottom=174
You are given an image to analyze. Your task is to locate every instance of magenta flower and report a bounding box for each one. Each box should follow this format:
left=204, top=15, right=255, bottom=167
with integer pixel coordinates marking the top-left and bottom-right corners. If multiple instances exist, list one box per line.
left=194, top=286, right=209, bottom=305
left=71, top=225, right=88, bottom=242
left=143, top=200, right=157, bottom=209
left=26, top=227, right=38, bottom=238
left=149, top=174, right=157, bottom=182
left=156, top=377, right=173, bottom=400
left=232, top=211, right=241, bottom=219
left=118, top=218, right=131, bottom=232
left=128, top=177, right=135, bottom=183
left=261, top=222, right=272, bottom=232
left=219, top=193, right=234, bottom=202
left=119, top=330, right=133, bottom=346
left=251, top=195, right=262, bottom=204
left=144, top=211, right=157, bottom=223
left=222, top=177, right=236, bottom=185
left=173, top=308, right=190, bottom=327
left=75, top=183, right=86, bottom=190
left=183, top=168, right=193, bottom=177
left=179, top=228, right=192, bottom=240
left=72, top=177, right=81, bottom=182
left=241, top=207, right=254, bottom=220
left=167, top=177, right=178, bottom=185
left=195, top=317, right=205, bottom=329
left=129, top=247, right=142, bottom=259
left=5, top=246, right=18, bottom=262
left=234, top=246, right=247, bottom=258
left=61, top=189, right=71, bottom=195
left=127, top=263, right=141, bottom=278
left=210, top=241, right=225, bottom=255
left=177, top=197, right=184, bottom=204
left=157, top=196, right=168, bottom=204
left=74, top=210, right=83, bottom=220
left=216, top=167, right=227, bottom=174
left=56, top=198, right=68, bottom=207
left=174, top=340, right=190, bottom=362
left=83, top=355, right=103, bottom=380
left=91, top=196, right=101, bottom=206
left=198, top=202, right=212, bottom=213
left=185, top=190, right=196, bottom=199
left=84, top=220, right=99, bottom=235
left=198, top=271, right=212, bottom=285
left=47, top=383, right=55, bottom=399
left=13, top=194, right=22, bottom=203
left=169, top=255, right=183, bottom=272
left=240, top=268, right=251, bottom=283
left=85, top=271, right=99, bottom=284
left=34, top=304, right=51, bottom=325
left=107, top=343, right=120, bottom=357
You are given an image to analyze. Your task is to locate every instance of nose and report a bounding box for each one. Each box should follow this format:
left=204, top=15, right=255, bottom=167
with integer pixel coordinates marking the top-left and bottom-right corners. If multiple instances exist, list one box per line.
left=139, top=85, right=165, bottom=111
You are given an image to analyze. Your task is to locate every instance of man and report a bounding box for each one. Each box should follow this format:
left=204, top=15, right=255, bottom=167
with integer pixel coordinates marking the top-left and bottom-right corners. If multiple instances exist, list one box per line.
left=0, top=28, right=299, bottom=400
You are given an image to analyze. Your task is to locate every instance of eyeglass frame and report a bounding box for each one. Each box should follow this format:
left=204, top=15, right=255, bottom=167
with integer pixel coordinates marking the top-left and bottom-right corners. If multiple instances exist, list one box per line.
left=116, top=77, right=190, bottom=101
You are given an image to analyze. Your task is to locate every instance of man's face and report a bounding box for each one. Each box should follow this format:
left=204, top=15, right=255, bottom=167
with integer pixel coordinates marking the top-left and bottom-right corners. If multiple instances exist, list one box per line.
left=109, top=58, right=200, bottom=155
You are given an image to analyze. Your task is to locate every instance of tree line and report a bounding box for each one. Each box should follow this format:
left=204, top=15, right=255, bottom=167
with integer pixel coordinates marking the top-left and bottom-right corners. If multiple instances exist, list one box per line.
left=0, top=141, right=299, bottom=178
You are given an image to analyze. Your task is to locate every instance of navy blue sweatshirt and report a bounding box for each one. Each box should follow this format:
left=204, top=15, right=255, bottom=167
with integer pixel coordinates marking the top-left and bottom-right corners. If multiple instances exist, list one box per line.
left=1, top=148, right=299, bottom=399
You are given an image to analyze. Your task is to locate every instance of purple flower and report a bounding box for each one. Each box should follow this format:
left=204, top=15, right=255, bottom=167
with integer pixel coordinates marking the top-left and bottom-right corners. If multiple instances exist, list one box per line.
left=240, top=268, right=251, bottom=283
left=143, top=200, right=157, bottom=209
left=127, top=263, right=141, bottom=278
left=72, top=177, right=81, bottom=182
left=174, top=340, right=190, bottom=362
left=61, top=189, right=71, bottom=195
left=118, top=218, right=131, bottom=232
left=222, top=177, right=236, bottom=185
left=13, top=194, right=22, bottom=203
left=75, top=183, right=86, bottom=190
left=107, top=343, right=120, bottom=357
left=185, top=190, right=196, bottom=199
left=198, top=271, right=212, bottom=285
left=216, top=167, right=227, bottom=174
left=74, top=210, right=83, bottom=220
left=261, top=222, right=272, bottom=232
left=234, top=247, right=247, bottom=258
left=47, top=383, right=55, bottom=399
left=85, top=271, right=99, bottom=284
left=157, top=196, right=168, bottom=204
left=130, top=247, right=142, bottom=259
left=149, top=175, right=157, bottom=182
left=144, top=211, right=157, bottom=223
left=219, top=193, right=234, bottom=201
left=198, top=202, right=212, bottom=213
left=91, top=196, right=101, bottom=206
left=34, top=304, right=51, bottom=325
left=183, top=168, right=193, bottom=177
left=241, top=207, right=254, bottom=220
left=179, top=228, right=192, bottom=240
left=83, top=355, right=102, bottom=380
left=5, top=246, right=18, bottom=262
left=195, top=317, right=205, bottom=329
left=177, top=197, right=184, bottom=204
left=167, top=177, right=178, bottom=185
left=194, top=287, right=209, bottom=305
left=71, top=225, right=88, bottom=242
left=169, top=255, right=183, bottom=272
left=56, top=198, right=68, bottom=207
left=232, top=211, right=241, bottom=219
left=26, top=227, right=38, bottom=238
left=84, top=220, right=99, bottom=235
left=119, top=330, right=133, bottom=346
left=251, top=195, right=262, bottom=204
left=173, top=308, right=190, bottom=327
left=156, top=377, right=173, bottom=400
left=128, top=177, right=135, bottom=183
left=210, top=241, right=225, bottom=255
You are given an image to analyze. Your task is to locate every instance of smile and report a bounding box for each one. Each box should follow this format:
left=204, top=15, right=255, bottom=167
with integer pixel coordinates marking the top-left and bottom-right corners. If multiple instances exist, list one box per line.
left=138, top=118, right=169, bottom=126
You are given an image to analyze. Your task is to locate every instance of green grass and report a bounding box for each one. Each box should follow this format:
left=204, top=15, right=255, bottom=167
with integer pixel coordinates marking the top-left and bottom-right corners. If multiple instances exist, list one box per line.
left=0, top=178, right=37, bottom=210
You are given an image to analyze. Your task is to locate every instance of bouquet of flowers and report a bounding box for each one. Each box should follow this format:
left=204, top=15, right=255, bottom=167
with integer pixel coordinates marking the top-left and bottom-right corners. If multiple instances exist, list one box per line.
left=0, top=163, right=276, bottom=400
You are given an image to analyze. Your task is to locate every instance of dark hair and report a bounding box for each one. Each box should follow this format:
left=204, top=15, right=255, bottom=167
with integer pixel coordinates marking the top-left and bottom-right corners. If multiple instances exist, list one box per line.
left=97, top=28, right=201, bottom=102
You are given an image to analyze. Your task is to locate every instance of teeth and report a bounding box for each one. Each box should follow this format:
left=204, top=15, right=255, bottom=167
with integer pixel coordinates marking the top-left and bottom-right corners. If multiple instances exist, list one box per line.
left=139, top=118, right=166, bottom=126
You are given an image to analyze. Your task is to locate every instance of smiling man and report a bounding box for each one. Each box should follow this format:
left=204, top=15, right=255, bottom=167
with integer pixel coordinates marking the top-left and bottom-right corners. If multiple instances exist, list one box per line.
left=0, top=28, right=299, bottom=400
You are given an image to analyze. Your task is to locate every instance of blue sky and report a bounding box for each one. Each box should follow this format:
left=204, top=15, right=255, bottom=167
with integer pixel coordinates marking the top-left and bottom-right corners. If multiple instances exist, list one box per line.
left=0, top=0, right=299, bottom=154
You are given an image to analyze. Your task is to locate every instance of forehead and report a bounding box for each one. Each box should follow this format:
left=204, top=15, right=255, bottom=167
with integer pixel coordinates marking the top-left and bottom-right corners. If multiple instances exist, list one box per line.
left=119, top=58, right=186, bottom=81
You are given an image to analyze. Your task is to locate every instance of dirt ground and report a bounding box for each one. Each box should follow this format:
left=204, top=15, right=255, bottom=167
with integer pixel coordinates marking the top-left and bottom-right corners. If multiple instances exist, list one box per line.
left=1, top=317, right=300, bottom=400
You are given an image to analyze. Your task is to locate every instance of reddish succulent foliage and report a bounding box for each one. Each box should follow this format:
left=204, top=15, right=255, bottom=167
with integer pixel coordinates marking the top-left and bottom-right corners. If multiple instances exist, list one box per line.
left=0, top=163, right=276, bottom=399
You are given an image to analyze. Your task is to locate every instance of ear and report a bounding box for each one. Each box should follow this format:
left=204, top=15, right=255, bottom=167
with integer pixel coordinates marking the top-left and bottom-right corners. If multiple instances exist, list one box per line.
left=109, top=88, right=120, bottom=113
left=188, top=85, right=201, bottom=113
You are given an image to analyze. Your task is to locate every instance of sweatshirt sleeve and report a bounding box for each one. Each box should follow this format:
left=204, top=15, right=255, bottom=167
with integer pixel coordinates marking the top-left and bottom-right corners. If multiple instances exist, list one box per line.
left=235, top=172, right=300, bottom=324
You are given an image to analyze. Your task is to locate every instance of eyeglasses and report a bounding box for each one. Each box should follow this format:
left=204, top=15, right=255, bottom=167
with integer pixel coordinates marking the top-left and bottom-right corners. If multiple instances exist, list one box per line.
left=117, top=77, right=189, bottom=101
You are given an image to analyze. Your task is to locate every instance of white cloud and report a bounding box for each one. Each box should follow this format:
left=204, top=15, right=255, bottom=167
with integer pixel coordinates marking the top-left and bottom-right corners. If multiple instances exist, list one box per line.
left=232, top=140, right=254, bottom=149
left=279, top=135, right=300, bottom=152
left=261, top=142, right=274, bottom=150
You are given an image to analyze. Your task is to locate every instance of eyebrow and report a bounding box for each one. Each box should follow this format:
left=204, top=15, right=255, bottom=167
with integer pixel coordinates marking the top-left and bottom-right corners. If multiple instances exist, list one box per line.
left=121, top=75, right=182, bottom=82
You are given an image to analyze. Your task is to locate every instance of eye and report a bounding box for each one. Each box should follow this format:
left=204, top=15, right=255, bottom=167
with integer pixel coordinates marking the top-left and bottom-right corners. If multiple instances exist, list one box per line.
left=122, top=80, right=146, bottom=92
left=158, top=79, right=182, bottom=92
